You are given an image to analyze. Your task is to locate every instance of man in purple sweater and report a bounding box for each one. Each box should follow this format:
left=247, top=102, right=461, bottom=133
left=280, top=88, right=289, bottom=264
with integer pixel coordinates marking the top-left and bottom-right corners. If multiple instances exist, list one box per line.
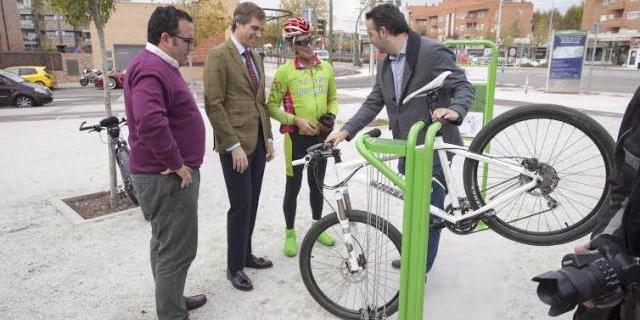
left=124, top=6, right=206, bottom=320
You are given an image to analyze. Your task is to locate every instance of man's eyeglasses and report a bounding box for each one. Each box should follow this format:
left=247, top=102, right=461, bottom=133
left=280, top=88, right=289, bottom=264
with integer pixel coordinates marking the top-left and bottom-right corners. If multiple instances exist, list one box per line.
left=294, top=37, right=315, bottom=47
left=171, top=34, right=195, bottom=48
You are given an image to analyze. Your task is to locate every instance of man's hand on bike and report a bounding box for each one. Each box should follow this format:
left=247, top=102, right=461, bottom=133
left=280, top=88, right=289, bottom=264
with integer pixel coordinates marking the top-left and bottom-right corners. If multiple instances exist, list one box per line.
left=231, top=147, right=249, bottom=173
left=431, top=108, right=459, bottom=122
left=161, top=165, right=193, bottom=188
left=294, top=116, right=317, bottom=135
left=325, top=129, right=349, bottom=146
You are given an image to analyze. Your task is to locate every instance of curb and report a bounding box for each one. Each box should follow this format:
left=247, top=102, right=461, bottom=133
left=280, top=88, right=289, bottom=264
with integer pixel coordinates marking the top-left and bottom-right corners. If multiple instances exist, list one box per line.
left=49, top=191, right=141, bottom=225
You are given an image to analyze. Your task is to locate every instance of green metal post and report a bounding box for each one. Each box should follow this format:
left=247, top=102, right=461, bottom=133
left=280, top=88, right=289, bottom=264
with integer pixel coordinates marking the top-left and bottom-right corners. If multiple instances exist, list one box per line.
left=356, top=120, right=441, bottom=320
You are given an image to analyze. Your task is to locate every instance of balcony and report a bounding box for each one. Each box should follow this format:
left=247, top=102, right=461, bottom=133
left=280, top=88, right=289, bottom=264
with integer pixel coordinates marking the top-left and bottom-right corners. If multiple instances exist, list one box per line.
left=602, top=17, right=623, bottom=28
left=17, top=5, right=32, bottom=14
left=604, top=0, right=625, bottom=11
left=465, top=15, right=479, bottom=22
left=20, top=20, right=35, bottom=29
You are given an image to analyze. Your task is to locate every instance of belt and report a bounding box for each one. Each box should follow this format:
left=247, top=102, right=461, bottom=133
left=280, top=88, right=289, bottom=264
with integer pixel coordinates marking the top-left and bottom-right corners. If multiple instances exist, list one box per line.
left=625, top=148, right=640, bottom=171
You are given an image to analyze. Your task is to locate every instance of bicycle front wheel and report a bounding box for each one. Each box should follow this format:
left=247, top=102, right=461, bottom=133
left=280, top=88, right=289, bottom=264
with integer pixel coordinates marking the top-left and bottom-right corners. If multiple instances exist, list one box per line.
left=115, top=147, right=139, bottom=206
left=299, top=210, right=402, bottom=319
left=462, top=104, right=614, bottom=246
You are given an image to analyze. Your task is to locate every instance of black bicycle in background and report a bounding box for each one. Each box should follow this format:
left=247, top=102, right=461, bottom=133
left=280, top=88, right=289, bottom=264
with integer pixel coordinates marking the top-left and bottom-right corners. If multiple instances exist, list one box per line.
left=79, top=116, right=140, bottom=210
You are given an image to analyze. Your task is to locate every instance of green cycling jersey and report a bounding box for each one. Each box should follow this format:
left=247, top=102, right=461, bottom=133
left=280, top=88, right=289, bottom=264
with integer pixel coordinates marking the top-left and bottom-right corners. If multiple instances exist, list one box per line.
left=267, top=57, right=338, bottom=135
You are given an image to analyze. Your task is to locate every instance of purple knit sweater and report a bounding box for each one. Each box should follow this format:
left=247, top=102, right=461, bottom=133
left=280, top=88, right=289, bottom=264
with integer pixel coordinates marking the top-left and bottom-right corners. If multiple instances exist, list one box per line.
left=124, top=49, right=205, bottom=174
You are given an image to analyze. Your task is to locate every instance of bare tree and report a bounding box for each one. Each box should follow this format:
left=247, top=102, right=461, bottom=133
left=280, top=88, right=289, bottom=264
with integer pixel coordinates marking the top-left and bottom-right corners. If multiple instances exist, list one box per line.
left=49, top=0, right=119, bottom=206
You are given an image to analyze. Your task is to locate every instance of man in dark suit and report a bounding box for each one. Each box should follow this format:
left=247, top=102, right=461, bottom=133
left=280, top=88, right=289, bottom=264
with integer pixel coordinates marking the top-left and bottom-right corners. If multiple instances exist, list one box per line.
left=204, top=2, right=274, bottom=291
left=326, top=3, right=474, bottom=273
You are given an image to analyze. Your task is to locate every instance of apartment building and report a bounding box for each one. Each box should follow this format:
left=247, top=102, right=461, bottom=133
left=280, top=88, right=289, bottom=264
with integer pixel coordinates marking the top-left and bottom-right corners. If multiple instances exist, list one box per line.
left=0, top=0, right=24, bottom=51
left=91, top=0, right=237, bottom=73
left=408, top=0, right=533, bottom=43
left=582, top=0, right=640, bottom=67
left=16, top=0, right=92, bottom=52
left=583, top=0, right=640, bottom=33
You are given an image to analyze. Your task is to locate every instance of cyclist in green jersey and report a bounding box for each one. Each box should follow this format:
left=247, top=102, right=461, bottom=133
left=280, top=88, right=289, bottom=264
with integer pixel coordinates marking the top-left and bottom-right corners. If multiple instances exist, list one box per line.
left=267, top=17, right=338, bottom=257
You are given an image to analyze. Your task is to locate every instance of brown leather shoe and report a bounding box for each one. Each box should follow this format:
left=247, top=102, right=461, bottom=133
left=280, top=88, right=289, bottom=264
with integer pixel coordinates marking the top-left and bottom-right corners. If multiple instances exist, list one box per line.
left=245, top=254, right=273, bottom=269
left=185, top=294, right=207, bottom=311
left=227, top=269, right=253, bottom=291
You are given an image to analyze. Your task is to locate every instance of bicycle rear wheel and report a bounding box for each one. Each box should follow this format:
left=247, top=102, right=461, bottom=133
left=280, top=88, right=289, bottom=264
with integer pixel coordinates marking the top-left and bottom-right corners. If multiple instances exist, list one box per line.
left=115, top=147, right=139, bottom=206
left=462, top=104, right=614, bottom=245
left=299, top=210, right=402, bottom=319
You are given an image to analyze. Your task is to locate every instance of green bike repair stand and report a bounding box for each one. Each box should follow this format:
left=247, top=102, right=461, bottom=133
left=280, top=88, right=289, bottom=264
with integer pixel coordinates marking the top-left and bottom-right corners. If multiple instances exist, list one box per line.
left=355, top=40, right=500, bottom=320
left=444, top=39, right=500, bottom=232
left=357, top=120, right=440, bottom=320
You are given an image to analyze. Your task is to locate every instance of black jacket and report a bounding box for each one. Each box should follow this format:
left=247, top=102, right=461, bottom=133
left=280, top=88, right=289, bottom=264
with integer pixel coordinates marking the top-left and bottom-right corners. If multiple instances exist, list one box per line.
left=577, top=86, right=640, bottom=320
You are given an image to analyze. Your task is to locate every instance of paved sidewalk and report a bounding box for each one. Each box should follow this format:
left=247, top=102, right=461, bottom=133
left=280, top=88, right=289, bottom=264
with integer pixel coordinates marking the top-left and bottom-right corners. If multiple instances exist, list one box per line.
left=0, top=109, right=621, bottom=320
left=0, top=64, right=630, bottom=319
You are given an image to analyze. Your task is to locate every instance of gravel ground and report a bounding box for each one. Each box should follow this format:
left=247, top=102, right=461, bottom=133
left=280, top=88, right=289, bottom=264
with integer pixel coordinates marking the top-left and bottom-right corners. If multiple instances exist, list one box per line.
left=0, top=103, right=622, bottom=319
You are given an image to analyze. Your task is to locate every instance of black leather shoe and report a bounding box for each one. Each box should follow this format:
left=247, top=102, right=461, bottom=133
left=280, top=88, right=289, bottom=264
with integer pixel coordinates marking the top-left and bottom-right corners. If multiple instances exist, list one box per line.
left=391, top=259, right=401, bottom=269
left=246, top=254, right=273, bottom=269
left=227, top=269, right=253, bottom=291
left=185, top=294, right=207, bottom=311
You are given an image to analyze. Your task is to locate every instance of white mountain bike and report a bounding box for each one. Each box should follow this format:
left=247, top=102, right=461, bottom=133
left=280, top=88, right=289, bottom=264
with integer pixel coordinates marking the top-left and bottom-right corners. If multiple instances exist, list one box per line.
left=294, top=71, right=615, bottom=319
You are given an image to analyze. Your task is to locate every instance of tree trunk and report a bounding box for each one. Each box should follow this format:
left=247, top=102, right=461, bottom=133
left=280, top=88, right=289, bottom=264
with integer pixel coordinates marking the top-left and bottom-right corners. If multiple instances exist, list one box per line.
left=92, top=0, right=118, bottom=208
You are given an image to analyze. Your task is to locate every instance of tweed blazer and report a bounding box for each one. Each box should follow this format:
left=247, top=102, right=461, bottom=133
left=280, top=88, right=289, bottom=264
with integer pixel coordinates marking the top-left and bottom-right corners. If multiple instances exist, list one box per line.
left=204, top=38, right=272, bottom=154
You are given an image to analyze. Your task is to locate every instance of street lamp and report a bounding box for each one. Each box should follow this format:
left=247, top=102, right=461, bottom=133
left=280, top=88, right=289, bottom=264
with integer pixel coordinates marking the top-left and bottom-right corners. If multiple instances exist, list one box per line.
left=353, top=3, right=369, bottom=67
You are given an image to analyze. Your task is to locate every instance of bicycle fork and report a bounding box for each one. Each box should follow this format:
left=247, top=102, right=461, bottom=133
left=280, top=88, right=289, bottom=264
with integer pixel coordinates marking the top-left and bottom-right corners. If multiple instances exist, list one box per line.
left=333, top=187, right=363, bottom=273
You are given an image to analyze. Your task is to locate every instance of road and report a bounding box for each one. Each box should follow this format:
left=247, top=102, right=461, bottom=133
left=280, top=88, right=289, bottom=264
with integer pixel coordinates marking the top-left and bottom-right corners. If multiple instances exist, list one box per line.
left=334, top=66, right=640, bottom=93
left=1, top=64, right=637, bottom=115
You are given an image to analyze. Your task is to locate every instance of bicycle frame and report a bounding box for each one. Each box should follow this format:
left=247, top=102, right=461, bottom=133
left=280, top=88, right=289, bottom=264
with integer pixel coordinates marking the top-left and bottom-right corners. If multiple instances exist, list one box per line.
left=321, top=135, right=542, bottom=229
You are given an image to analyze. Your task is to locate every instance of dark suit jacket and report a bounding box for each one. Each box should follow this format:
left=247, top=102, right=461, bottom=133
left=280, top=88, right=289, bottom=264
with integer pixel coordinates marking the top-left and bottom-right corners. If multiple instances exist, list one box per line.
left=342, top=31, right=474, bottom=148
left=204, top=39, right=272, bottom=154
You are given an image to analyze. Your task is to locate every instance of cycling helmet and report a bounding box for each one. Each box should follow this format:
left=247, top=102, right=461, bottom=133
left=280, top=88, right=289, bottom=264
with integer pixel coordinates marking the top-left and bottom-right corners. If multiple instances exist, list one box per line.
left=283, top=17, right=312, bottom=39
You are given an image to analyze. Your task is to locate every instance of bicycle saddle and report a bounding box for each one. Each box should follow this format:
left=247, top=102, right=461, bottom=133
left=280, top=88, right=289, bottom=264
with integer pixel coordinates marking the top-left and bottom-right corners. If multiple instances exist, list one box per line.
left=402, top=71, right=452, bottom=105
left=99, top=116, right=120, bottom=127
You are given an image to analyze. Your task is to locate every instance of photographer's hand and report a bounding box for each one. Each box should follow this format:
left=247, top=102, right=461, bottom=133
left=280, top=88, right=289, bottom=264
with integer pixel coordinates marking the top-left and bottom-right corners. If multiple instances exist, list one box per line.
left=574, top=245, right=590, bottom=254
left=573, top=246, right=624, bottom=309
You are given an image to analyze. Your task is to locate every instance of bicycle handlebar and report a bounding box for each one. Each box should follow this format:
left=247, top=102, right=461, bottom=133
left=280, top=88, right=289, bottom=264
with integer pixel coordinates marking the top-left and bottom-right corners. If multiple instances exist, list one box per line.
left=292, top=129, right=383, bottom=167
left=79, top=117, right=127, bottom=132
left=78, top=121, right=100, bottom=131
left=365, top=128, right=381, bottom=138
left=292, top=156, right=311, bottom=167
left=293, top=142, right=340, bottom=167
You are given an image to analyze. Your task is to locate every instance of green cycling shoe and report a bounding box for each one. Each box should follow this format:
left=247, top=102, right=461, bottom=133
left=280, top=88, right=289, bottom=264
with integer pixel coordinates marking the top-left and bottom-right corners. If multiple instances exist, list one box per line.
left=316, top=231, right=335, bottom=247
left=283, top=229, right=297, bottom=257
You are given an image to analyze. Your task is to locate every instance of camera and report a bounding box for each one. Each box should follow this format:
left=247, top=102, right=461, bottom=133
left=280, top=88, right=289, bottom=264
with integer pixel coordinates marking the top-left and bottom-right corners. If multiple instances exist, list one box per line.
left=318, top=113, right=336, bottom=136
left=532, top=234, right=640, bottom=316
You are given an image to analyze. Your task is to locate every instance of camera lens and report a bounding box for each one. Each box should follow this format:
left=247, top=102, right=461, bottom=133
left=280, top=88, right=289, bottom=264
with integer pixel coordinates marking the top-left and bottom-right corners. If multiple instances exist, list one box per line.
left=533, top=271, right=581, bottom=316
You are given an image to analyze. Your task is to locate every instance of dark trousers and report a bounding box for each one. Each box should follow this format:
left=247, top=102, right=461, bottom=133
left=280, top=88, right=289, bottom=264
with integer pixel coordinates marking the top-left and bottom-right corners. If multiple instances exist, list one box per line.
left=220, top=136, right=266, bottom=273
left=132, top=171, right=200, bottom=320
left=284, top=133, right=327, bottom=229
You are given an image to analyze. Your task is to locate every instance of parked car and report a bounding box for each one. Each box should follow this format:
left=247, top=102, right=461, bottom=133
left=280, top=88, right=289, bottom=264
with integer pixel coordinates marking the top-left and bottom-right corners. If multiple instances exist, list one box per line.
left=94, top=69, right=126, bottom=90
left=314, top=50, right=330, bottom=61
left=4, top=66, right=57, bottom=89
left=0, top=70, right=53, bottom=108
